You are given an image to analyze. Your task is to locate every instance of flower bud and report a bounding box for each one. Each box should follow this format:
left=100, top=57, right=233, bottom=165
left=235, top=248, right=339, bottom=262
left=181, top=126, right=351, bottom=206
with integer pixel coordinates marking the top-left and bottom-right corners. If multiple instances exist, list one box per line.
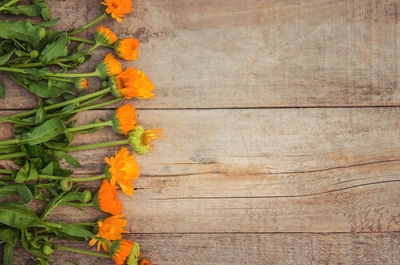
left=74, top=77, right=88, bottom=90
left=36, top=27, right=46, bottom=39
left=42, top=244, right=54, bottom=256
left=29, top=50, right=39, bottom=59
left=126, top=242, right=141, bottom=265
left=76, top=55, right=86, bottom=64
left=80, top=190, right=92, bottom=203
left=59, top=178, right=73, bottom=191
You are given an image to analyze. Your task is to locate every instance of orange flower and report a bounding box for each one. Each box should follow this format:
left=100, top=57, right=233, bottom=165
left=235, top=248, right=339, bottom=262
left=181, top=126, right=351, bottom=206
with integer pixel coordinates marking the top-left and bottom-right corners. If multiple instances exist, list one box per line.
left=110, top=240, right=134, bottom=265
left=110, top=68, right=155, bottom=99
left=115, top=38, right=140, bottom=61
left=95, top=26, right=118, bottom=45
left=74, top=78, right=88, bottom=90
left=140, top=259, right=152, bottom=265
left=128, top=125, right=163, bottom=154
left=101, top=0, right=133, bottom=23
left=89, top=215, right=128, bottom=252
left=105, top=147, right=140, bottom=195
left=96, top=53, right=123, bottom=80
left=111, top=104, right=136, bottom=136
left=93, top=178, right=123, bottom=215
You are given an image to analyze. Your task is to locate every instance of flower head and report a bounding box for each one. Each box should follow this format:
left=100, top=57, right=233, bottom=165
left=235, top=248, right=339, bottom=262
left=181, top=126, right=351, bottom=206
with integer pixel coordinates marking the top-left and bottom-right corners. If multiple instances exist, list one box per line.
left=74, top=78, right=88, bottom=90
left=89, top=215, right=128, bottom=252
left=93, top=178, right=123, bottom=215
left=95, top=26, right=118, bottom=46
left=109, top=240, right=134, bottom=265
left=111, top=104, right=136, bottom=136
left=128, top=125, right=163, bottom=154
left=126, top=242, right=140, bottom=265
left=110, top=68, right=155, bottom=99
left=115, top=38, right=139, bottom=61
left=140, top=259, right=152, bottom=265
left=101, top=0, right=133, bottom=23
left=105, top=147, right=140, bottom=195
left=96, top=53, right=123, bottom=80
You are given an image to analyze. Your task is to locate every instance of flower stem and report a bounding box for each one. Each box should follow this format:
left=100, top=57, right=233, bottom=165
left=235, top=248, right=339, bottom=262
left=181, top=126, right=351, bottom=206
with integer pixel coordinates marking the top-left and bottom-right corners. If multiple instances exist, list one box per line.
left=0, top=0, right=22, bottom=11
left=54, top=244, right=111, bottom=258
left=69, top=13, right=107, bottom=35
left=0, top=139, right=18, bottom=147
left=0, top=152, right=24, bottom=160
left=68, top=121, right=113, bottom=132
left=68, top=36, right=96, bottom=45
left=69, top=174, right=105, bottom=182
left=0, top=88, right=111, bottom=123
left=45, top=71, right=99, bottom=78
left=65, top=139, right=129, bottom=152
left=85, top=43, right=101, bottom=54
left=0, top=169, right=13, bottom=174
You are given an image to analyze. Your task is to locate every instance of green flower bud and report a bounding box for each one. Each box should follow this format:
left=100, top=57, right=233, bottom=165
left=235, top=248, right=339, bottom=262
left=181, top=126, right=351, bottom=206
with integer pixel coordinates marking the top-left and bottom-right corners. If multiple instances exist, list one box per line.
left=42, top=245, right=54, bottom=256
left=126, top=242, right=141, bottom=265
left=59, top=178, right=73, bottom=191
left=76, top=55, right=86, bottom=64
left=80, top=190, right=92, bottom=203
left=29, top=50, right=39, bottom=59
left=104, top=165, right=112, bottom=181
left=36, top=27, right=46, bottom=39
left=101, top=81, right=109, bottom=89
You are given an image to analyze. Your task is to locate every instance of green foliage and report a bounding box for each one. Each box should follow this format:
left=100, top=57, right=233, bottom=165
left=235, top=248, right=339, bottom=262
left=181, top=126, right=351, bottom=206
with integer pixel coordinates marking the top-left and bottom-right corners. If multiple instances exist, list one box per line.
left=0, top=203, right=41, bottom=229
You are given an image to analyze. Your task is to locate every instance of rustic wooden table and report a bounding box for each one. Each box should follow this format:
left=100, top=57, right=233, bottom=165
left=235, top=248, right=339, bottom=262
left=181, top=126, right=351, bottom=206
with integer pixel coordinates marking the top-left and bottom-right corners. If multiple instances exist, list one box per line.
left=1, top=0, right=400, bottom=264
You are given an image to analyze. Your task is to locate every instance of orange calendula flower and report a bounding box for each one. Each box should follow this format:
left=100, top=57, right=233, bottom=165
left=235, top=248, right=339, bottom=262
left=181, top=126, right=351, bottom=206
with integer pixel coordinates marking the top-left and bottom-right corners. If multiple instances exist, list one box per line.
left=95, top=26, right=118, bottom=46
left=140, top=259, right=152, bottom=265
left=111, top=103, right=136, bottom=136
left=110, top=240, right=134, bottom=265
left=115, top=38, right=140, bottom=61
left=89, top=215, right=128, bottom=252
left=93, top=178, right=123, bottom=215
left=128, top=125, right=163, bottom=154
left=110, top=67, right=155, bottom=99
left=105, top=147, right=140, bottom=196
left=74, top=78, right=88, bottom=90
left=96, top=53, right=123, bottom=80
left=101, top=0, right=133, bottom=23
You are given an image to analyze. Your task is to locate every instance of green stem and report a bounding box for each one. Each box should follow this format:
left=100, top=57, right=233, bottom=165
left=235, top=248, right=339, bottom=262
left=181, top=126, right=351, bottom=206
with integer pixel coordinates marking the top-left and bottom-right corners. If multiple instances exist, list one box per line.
left=0, top=88, right=111, bottom=123
left=0, top=66, right=30, bottom=74
left=46, top=98, right=121, bottom=119
left=69, top=174, right=105, bottom=182
left=69, top=13, right=107, bottom=35
left=85, top=43, right=101, bottom=54
left=46, top=76, right=75, bottom=83
left=54, top=244, right=111, bottom=258
left=74, top=222, right=95, bottom=226
left=45, top=71, right=99, bottom=78
left=68, top=121, right=112, bottom=132
left=0, top=152, right=24, bottom=160
left=68, top=36, right=96, bottom=45
left=65, top=139, right=129, bottom=152
left=0, top=139, right=18, bottom=147
left=0, top=0, right=22, bottom=11
left=11, top=58, right=70, bottom=68
left=0, top=169, right=13, bottom=174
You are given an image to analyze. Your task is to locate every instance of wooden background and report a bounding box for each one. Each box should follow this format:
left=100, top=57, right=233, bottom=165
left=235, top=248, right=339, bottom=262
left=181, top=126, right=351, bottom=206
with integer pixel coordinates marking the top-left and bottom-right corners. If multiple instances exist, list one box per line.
left=1, top=0, right=400, bottom=264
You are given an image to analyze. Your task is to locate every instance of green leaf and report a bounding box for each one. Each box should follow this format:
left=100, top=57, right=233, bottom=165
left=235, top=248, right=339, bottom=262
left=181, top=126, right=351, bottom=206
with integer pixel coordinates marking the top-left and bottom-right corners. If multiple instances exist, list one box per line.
left=0, top=185, right=17, bottom=198
left=33, top=0, right=51, bottom=21
left=0, top=49, right=14, bottom=65
left=27, top=79, right=73, bottom=98
left=40, top=162, right=54, bottom=175
left=50, top=150, right=81, bottom=167
left=14, top=161, right=30, bottom=183
left=0, top=20, right=40, bottom=46
left=0, top=79, right=5, bottom=99
left=19, top=118, right=66, bottom=145
left=20, top=229, right=48, bottom=259
left=0, top=225, right=19, bottom=246
left=34, top=18, right=61, bottom=29
left=3, top=242, right=14, bottom=265
left=40, top=34, right=67, bottom=63
left=0, top=202, right=41, bottom=229
left=58, top=222, right=93, bottom=238
left=16, top=184, right=33, bottom=204
left=3, top=5, right=42, bottom=16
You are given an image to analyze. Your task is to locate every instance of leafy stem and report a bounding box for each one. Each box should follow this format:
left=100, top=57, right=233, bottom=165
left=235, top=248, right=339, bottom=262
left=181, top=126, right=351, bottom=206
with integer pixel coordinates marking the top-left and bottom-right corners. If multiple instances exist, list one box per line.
left=69, top=13, right=107, bottom=35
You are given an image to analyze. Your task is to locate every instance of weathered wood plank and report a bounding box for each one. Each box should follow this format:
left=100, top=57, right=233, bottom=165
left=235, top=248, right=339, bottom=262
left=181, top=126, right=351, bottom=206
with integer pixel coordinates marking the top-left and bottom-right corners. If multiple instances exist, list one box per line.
left=1, top=108, right=399, bottom=233
left=7, top=233, right=400, bottom=265
left=1, top=0, right=400, bottom=109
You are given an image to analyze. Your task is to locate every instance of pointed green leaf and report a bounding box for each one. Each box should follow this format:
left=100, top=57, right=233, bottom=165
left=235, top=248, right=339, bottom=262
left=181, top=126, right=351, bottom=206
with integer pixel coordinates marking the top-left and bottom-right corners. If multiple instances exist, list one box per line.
left=0, top=203, right=41, bottom=229
left=0, top=20, right=40, bottom=46
left=51, top=151, right=81, bottom=167
left=19, top=118, right=66, bottom=145
left=0, top=49, right=14, bottom=66
left=40, top=34, right=67, bottom=63
left=3, top=242, right=14, bottom=265
left=0, top=79, right=5, bottom=99
left=16, top=184, right=33, bottom=204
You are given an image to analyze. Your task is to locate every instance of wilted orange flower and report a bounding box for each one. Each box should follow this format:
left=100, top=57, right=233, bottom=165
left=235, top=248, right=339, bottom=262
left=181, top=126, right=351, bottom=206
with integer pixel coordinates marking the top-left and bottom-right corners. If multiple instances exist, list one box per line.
left=111, top=67, right=155, bottom=99
left=115, top=38, right=139, bottom=61
left=110, top=240, right=134, bottom=265
left=94, top=178, right=123, bottom=215
left=96, top=53, right=123, bottom=79
left=75, top=78, right=88, bottom=90
left=111, top=104, right=136, bottom=136
left=95, top=26, right=118, bottom=45
left=128, top=125, right=163, bottom=154
left=89, top=215, right=128, bottom=252
left=105, top=147, right=140, bottom=195
left=101, top=0, right=133, bottom=23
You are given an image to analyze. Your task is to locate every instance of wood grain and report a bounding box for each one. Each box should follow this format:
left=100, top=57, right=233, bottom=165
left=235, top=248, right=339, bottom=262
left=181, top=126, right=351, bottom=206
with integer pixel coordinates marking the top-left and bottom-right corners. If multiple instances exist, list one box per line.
left=7, top=233, right=400, bottom=265
left=1, top=0, right=400, bottom=109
